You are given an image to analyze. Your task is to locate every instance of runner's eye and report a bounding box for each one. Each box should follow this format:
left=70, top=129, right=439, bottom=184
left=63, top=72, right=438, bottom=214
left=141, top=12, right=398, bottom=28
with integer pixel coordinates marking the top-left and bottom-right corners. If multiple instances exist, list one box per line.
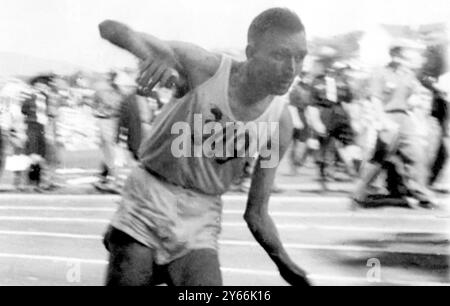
left=273, top=52, right=286, bottom=61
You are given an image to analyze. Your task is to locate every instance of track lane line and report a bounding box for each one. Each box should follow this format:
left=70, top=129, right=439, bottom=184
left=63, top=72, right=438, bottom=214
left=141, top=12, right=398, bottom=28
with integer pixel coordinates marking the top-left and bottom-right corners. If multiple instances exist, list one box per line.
left=0, top=230, right=447, bottom=255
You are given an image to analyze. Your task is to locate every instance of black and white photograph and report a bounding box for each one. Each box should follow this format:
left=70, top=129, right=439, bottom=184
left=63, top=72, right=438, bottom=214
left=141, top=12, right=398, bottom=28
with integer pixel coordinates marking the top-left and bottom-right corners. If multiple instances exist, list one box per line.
left=0, top=0, right=449, bottom=288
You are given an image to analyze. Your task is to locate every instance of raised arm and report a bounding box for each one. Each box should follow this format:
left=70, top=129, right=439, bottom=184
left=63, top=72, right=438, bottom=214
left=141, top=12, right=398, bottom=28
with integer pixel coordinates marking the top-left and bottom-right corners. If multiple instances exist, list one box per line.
left=244, top=106, right=311, bottom=286
left=99, top=20, right=173, bottom=64
left=98, top=20, right=220, bottom=93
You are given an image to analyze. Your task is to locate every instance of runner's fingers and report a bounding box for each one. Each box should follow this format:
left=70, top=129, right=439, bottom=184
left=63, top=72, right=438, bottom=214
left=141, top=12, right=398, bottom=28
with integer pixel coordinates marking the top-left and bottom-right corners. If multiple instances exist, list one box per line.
left=138, top=61, right=158, bottom=87
left=146, top=66, right=167, bottom=91
left=138, top=61, right=159, bottom=88
left=137, top=58, right=153, bottom=81
left=138, top=58, right=152, bottom=73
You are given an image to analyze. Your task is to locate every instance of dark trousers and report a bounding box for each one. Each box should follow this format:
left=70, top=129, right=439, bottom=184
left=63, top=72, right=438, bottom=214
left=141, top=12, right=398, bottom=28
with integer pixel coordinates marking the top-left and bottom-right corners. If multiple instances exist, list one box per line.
left=429, top=135, right=448, bottom=185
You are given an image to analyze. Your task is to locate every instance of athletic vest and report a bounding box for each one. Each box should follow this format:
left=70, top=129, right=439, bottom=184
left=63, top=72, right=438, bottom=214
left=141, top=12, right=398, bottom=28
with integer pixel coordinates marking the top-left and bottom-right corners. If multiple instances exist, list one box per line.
left=139, top=55, right=288, bottom=195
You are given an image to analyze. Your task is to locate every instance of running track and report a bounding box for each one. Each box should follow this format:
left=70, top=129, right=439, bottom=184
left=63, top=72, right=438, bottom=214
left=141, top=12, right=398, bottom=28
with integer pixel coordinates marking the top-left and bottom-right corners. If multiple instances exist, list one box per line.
left=0, top=192, right=448, bottom=286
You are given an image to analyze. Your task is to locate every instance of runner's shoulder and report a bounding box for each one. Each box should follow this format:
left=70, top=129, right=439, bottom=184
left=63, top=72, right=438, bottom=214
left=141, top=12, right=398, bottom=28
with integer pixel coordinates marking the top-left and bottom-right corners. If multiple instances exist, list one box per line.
left=169, top=42, right=221, bottom=79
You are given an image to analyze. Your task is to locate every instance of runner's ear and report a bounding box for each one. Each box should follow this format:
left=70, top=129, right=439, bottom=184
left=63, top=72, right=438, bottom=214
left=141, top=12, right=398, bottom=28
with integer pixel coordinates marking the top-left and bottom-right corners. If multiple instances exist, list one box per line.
left=246, top=44, right=256, bottom=60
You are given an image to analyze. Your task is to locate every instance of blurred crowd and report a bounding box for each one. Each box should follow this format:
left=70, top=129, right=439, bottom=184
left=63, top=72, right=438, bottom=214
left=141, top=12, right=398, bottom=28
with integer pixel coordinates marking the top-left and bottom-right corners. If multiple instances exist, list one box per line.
left=0, top=43, right=449, bottom=201
left=286, top=43, right=449, bottom=205
left=0, top=70, right=165, bottom=192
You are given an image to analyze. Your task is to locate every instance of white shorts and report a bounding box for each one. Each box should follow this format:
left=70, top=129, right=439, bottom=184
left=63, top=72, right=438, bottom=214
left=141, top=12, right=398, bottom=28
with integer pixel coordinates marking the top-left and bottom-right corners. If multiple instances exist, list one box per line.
left=110, top=165, right=223, bottom=265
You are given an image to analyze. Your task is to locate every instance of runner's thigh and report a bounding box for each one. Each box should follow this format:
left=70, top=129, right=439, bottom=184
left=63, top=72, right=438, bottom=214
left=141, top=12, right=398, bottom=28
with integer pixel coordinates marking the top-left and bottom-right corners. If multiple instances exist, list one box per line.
left=167, top=249, right=223, bottom=286
left=104, top=227, right=156, bottom=286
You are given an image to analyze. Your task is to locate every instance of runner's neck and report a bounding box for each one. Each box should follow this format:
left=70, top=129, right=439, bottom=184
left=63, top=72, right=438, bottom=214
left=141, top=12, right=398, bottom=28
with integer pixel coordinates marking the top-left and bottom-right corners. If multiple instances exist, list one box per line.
left=232, top=61, right=273, bottom=107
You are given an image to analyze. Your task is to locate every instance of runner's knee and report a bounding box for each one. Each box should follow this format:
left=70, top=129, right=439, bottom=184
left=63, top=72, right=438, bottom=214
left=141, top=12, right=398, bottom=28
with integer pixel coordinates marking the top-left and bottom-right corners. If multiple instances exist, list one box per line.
left=104, top=227, right=155, bottom=286
left=167, top=249, right=222, bottom=286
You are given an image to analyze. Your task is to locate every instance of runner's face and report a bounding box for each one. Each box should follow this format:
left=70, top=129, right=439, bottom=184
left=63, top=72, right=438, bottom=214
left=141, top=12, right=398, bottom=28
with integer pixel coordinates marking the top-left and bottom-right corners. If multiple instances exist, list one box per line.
left=249, top=30, right=307, bottom=95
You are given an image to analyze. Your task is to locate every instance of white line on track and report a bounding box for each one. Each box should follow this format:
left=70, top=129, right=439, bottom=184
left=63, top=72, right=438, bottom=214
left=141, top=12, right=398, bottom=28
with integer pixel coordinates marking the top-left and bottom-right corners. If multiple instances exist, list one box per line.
left=219, top=240, right=449, bottom=255
left=0, top=206, right=448, bottom=221
left=0, top=206, right=115, bottom=212
left=224, top=210, right=449, bottom=221
left=0, top=195, right=121, bottom=201
left=0, top=194, right=448, bottom=206
left=0, top=217, right=109, bottom=223
left=221, top=222, right=450, bottom=234
left=0, top=230, right=101, bottom=240
left=0, top=216, right=448, bottom=235
left=0, top=206, right=448, bottom=222
left=0, top=230, right=447, bottom=255
left=225, top=195, right=347, bottom=203
left=0, top=194, right=349, bottom=203
left=0, top=253, right=107, bottom=265
left=0, top=253, right=447, bottom=286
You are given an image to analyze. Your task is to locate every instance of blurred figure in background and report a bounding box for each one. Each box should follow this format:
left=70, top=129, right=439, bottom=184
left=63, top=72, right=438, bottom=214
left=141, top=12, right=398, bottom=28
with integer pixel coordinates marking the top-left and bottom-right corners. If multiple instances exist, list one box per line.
left=21, top=86, right=48, bottom=190
left=288, top=75, right=316, bottom=176
left=8, top=97, right=28, bottom=190
left=92, top=72, right=123, bottom=193
left=353, top=45, right=437, bottom=208
left=0, top=91, right=6, bottom=182
left=310, top=63, right=357, bottom=190
left=0, top=111, right=4, bottom=183
left=24, top=76, right=64, bottom=191
left=42, top=77, right=63, bottom=190
left=422, top=74, right=449, bottom=191
left=0, top=83, right=15, bottom=184
left=0, top=83, right=29, bottom=190
left=345, top=77, right=379, bottom=166
left=116, top=73, right=159, bottom=163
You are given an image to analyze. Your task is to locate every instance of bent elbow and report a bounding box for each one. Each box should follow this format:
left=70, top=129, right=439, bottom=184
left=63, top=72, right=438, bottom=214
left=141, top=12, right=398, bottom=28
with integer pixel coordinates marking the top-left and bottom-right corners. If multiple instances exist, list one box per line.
left=98, top=20, right=116, bottom=39
left=244, top=212, right=262, bottom=232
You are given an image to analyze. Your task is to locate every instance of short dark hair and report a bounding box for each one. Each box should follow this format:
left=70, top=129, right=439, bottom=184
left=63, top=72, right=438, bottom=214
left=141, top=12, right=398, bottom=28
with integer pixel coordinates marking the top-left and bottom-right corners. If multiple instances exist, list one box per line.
left=248, top=8, right=305, bottom=45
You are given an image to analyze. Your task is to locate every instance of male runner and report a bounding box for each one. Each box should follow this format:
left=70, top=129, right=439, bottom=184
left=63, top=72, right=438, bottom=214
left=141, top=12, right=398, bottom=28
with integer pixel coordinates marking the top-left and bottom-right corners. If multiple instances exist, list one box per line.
left=100, top=8, right=310, bottom=286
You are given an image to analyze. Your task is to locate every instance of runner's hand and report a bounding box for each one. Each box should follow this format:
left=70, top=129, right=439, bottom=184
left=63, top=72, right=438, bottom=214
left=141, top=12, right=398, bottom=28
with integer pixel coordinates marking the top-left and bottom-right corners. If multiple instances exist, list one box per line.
left=278, top=261, right=311, bottom=286
left=137, top=56, right=180, bottom=94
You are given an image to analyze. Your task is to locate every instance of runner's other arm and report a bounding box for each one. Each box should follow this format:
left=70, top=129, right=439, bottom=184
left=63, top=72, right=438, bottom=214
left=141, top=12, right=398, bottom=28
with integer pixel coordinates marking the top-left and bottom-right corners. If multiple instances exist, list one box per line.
left=244, top=106, right=311, bottom=286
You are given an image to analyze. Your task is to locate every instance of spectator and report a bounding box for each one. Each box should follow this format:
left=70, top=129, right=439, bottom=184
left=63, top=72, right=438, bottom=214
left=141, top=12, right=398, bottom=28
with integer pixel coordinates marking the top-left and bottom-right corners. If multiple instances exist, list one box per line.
left=353, top=45, right=437, bottom=208
left=117, top=89, right=159, bottom=161
left=91, top=73, right=123, bottom=193
left=21, top=89, right=48, bottom=189
left=422, top=74, right=449, bottom=190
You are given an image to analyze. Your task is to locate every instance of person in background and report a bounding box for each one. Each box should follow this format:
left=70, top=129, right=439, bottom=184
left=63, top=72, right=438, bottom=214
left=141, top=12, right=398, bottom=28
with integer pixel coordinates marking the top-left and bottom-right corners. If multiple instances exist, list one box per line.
left=310, top=64, right=356, bottom=190
left=0, top=119, right=4, bottom=184
left=0, top=84, right=14, bottom=184
left=21, top=85, right=49, bottom=190
left=43, top=78, right=63, bottom=190
left=9, top=100, right=28, bottom=191
left=92, top=72, right=123, bottom=193
left=422, top=74, right=449, bottom=191
left=1, top=85, right=29, bottom=190
left=116, top=73, right=158, bottom=162
left=346, top=78, right=379, bottom=168
left=353, top=45, right=437, bottom=209
left=288, top=75, right=314, bottom=176
left=0, top=95, right=6, bottom=183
